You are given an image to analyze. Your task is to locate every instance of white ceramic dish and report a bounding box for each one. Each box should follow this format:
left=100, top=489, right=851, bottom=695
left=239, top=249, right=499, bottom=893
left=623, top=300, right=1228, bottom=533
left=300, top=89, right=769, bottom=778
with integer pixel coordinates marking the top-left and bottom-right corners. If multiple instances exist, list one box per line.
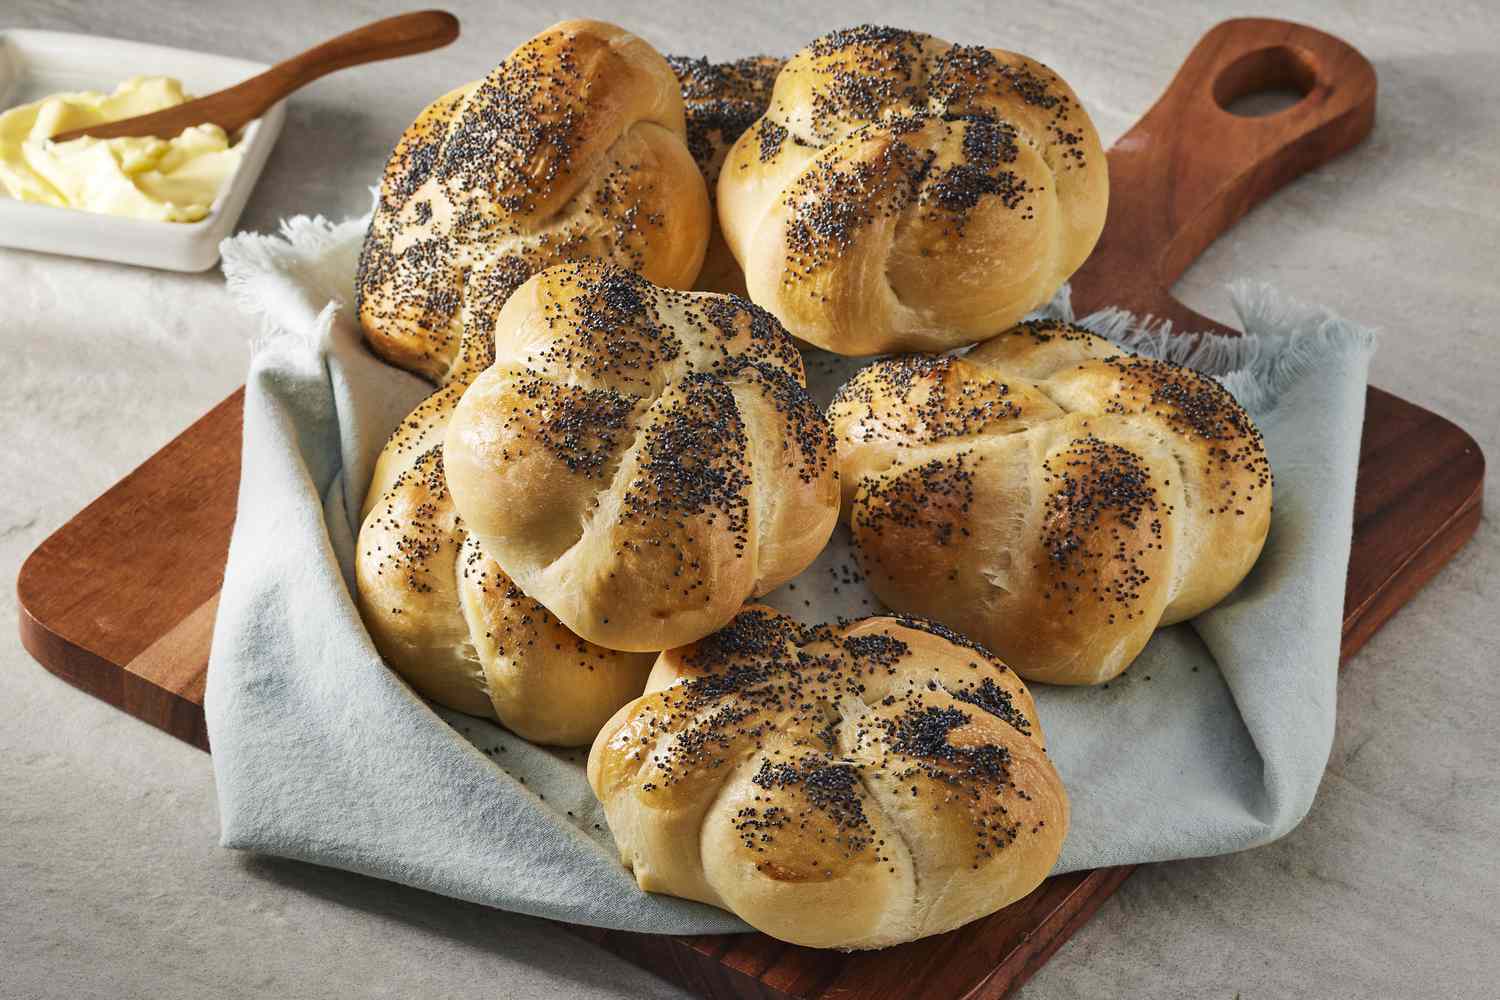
left=0, top=29, right=284, bottom=271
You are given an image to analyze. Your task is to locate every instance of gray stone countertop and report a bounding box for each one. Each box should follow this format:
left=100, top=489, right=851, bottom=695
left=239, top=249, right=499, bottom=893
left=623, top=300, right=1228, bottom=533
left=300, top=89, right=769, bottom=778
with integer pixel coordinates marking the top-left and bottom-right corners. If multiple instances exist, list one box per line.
left=2, top=1, right=1496, bottom=997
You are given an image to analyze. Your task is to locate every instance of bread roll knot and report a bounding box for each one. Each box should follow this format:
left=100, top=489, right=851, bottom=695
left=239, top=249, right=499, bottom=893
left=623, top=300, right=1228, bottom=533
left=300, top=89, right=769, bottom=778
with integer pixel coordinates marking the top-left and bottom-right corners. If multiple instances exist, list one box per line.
left=587, top=605, right=1068, bottom=948
left=442, top=261, right=840, bottom=653
left=354, top=382, right=656, bottom=746
left=717, top=25, right=1108, bottom=355
left=355, top=19, right=711, bottom=386
left=829, top=320, right=1273, bottom=684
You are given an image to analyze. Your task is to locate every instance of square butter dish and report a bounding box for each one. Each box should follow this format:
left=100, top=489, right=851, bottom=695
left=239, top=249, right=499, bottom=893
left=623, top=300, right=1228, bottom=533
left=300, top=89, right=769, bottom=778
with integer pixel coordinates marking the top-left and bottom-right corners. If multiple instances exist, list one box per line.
left=0, top=30, right=284, bottom=271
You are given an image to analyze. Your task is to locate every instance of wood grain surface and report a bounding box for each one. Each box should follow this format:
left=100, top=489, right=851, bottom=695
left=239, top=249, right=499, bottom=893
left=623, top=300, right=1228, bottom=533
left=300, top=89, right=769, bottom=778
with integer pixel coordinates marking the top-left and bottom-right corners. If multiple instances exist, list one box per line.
left=14, top=18, right=1485, bottom=1000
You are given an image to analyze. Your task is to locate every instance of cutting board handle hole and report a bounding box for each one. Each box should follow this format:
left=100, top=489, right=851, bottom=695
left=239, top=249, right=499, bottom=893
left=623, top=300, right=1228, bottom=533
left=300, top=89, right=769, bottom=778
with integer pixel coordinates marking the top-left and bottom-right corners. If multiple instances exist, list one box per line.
left=1212, top=45, right=1318, bottom=117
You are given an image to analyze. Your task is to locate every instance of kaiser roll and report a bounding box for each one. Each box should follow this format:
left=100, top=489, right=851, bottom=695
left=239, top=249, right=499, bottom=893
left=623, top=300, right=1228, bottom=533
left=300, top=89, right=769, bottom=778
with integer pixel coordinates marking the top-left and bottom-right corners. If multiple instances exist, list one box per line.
left=356, top=19, right=711, bottom=386
left=828, top=320, right=1273, bottom=685
left=717, top=25, right=1107, bottom=355
left=588, top=606, right=1068, bottom=949
left=443, top=261, right=840, bottom=653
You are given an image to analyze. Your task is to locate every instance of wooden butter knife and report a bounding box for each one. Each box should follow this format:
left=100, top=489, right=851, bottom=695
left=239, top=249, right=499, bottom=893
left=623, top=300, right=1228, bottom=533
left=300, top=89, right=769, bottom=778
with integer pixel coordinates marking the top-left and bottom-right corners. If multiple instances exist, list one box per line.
left=50, top=10, right=460, bottom=143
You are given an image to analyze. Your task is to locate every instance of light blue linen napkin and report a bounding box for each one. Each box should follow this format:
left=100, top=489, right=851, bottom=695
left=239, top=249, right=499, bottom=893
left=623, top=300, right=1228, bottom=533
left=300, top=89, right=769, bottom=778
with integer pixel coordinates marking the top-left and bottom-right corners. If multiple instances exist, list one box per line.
left=206, top=212, right=1375, bottom=932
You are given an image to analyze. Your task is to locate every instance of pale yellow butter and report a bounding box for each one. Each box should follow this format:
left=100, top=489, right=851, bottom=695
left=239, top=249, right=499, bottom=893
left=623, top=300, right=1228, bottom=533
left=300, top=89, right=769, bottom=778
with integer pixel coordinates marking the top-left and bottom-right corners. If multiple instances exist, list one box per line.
left=0, top=76, right=244, bottom=223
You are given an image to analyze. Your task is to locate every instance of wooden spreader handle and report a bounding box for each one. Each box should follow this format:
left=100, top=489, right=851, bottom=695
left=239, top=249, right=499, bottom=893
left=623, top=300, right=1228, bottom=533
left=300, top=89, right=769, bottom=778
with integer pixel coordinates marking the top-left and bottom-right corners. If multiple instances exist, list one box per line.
left=51, top=11, right=461, bottom=142
left=251, top=9, right=462, bottom=96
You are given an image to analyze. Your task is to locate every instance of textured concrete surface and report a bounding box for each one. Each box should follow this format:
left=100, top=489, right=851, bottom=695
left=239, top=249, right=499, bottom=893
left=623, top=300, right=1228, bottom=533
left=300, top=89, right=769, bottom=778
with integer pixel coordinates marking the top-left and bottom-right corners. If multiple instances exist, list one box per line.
left=2, top=1, right=1497, bottom=998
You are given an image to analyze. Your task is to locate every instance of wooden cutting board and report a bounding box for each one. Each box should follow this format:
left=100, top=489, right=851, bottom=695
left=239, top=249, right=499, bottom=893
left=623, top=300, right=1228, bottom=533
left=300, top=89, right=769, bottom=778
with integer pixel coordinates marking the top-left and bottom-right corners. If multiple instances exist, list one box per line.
left=15, top=18, right=1486, bottom=1000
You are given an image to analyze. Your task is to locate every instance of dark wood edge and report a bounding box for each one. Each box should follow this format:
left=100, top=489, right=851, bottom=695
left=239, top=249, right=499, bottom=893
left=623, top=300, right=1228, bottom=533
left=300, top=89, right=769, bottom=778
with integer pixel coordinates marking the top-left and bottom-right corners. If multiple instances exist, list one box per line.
left=564, top=864, right=1142, bottom=1000
left=18, top=595, right=124, bottom=718
left=1342, top=445, right=1485, bottom=658
left=977, top=865, right=1137, bottom=1000
left=17, top=591, right=213, bottom=752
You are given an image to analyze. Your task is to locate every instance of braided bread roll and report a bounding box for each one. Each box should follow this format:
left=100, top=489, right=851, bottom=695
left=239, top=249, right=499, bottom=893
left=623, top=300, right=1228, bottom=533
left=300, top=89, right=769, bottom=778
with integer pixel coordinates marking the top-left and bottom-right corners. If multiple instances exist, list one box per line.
left=588, top=606, right=1067, bottom=949
left=828, top=320, right=1273, bottom=685
left=717, top=25, right=1107, bottom=356
left=355, top=383, right=655, bottom=746
left=443, top=261, right=840, bottom=653
left=355, top=19, right=711, bottom=386
left=667, top=55, right=784, bottom=296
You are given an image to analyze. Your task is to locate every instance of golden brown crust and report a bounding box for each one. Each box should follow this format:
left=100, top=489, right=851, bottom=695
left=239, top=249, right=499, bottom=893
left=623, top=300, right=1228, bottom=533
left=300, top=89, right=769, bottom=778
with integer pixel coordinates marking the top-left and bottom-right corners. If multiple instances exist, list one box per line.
left=356, top=20, right=711, bottom=386
left=828, top=320, right=1274, bottom=684
left=587, top=606, right=1067, bottom=949
left=717, top=25, right=1107, bottom=355
left=667, top=55, right=785, bottom=296
left=443, top=261, right=839, bottom=652
left=355, top=383, right=654, bottom=746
